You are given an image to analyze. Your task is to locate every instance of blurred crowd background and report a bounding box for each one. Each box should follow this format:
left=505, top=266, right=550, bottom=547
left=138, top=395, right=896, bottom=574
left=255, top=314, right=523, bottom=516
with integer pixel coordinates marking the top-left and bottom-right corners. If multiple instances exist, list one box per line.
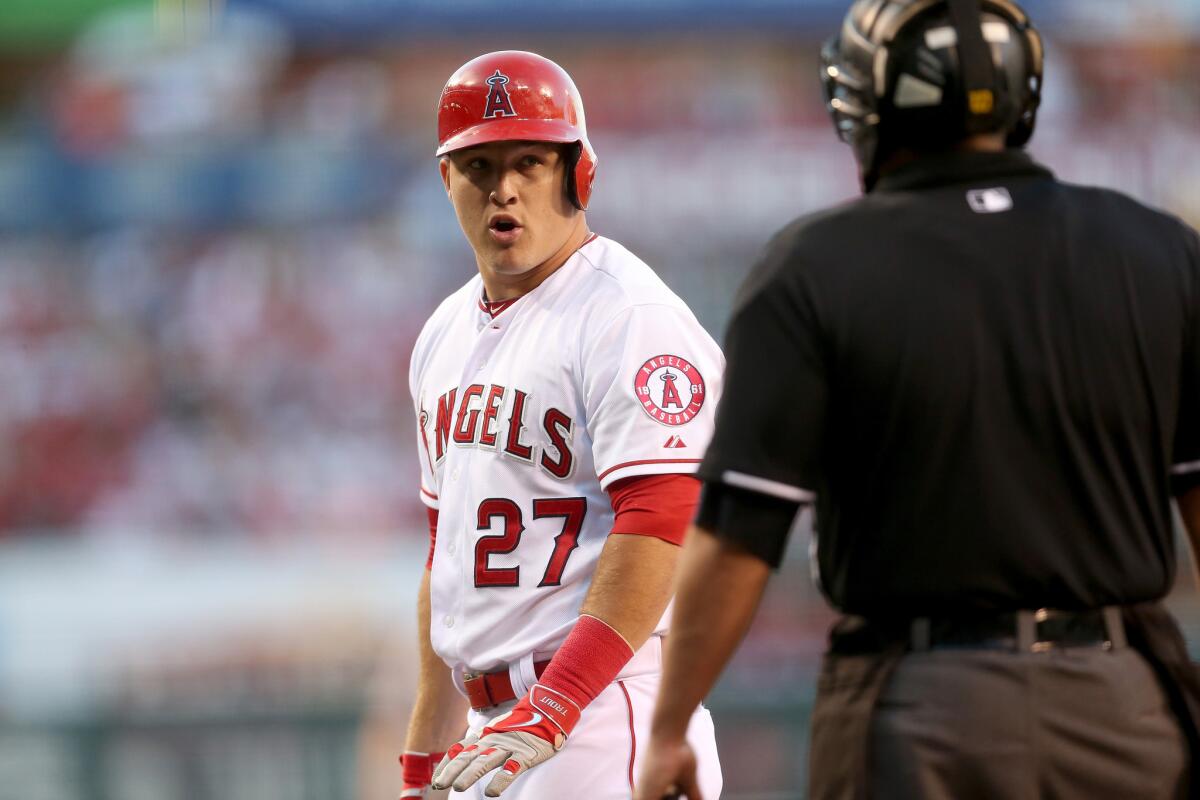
left=0, top=0, right=1198, bottom=798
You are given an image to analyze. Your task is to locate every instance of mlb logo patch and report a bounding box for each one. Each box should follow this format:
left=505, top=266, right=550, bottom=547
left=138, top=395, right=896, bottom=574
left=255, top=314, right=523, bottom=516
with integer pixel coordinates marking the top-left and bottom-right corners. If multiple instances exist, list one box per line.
left=966, top=187, right=1013, bottom=214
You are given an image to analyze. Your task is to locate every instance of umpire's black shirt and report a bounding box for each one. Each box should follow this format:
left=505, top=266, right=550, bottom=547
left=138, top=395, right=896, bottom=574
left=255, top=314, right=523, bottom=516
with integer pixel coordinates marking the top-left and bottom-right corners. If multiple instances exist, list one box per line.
left=697, top=149, right=1200, bottom=618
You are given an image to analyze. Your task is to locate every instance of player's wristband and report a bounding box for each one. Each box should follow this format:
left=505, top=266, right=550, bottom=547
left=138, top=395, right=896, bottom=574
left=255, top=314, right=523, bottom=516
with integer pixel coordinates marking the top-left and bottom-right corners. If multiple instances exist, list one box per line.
left=537, top=614, right=635, bottom=711
left=400, top=750, right=444, bottom=795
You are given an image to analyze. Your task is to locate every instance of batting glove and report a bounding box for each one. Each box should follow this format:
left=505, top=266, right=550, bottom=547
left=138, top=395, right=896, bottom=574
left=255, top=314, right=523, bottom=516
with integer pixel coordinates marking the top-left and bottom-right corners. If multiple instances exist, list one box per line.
left=400, top=750, right=444, bottom=799
left=431, top=684, right=581, bottom=797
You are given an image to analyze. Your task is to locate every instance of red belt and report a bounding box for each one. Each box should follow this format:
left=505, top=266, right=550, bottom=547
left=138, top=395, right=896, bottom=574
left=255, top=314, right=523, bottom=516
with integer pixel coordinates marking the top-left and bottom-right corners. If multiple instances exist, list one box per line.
left=463, top=660, right=552, bottom=711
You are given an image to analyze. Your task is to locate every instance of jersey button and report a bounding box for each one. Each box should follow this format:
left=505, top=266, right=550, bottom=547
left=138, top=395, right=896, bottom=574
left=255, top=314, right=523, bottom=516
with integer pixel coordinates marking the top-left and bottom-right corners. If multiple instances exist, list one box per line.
left=443, top=615, right=454, bottom=628
left=451, top=467, right=461, bottom=481
left=447, top=541, right=456, bottom=555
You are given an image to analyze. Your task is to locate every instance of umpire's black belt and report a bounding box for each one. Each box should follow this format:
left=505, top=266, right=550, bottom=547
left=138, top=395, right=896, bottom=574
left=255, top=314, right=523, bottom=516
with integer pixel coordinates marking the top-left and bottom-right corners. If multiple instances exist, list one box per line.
left=831, top=607, right=1127, bottom=655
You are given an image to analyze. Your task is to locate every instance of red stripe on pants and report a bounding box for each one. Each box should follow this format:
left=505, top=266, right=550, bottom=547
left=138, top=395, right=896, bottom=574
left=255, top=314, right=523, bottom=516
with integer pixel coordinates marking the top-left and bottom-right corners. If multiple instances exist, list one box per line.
left=618, top=680, right=636, bottom=792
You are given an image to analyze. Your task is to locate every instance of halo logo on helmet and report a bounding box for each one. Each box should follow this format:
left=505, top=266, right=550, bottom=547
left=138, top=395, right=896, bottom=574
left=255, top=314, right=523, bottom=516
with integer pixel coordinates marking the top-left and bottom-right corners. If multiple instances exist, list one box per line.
left=436, top=51, right=598, bottom=210
left=482, top=70, right=518, bottom=120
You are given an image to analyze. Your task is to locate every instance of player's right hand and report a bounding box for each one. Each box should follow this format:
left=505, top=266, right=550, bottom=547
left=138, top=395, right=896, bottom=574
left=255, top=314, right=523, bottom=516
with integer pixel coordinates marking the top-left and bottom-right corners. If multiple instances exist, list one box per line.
left=432, top=684, right=581, bottom=797
left=400, top=750, right=444, bottom=799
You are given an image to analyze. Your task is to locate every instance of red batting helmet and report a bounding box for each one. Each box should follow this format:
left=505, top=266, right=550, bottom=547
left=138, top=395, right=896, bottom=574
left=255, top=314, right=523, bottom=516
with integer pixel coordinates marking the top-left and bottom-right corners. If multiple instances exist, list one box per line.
left=436, top=50, right=597, bottom=210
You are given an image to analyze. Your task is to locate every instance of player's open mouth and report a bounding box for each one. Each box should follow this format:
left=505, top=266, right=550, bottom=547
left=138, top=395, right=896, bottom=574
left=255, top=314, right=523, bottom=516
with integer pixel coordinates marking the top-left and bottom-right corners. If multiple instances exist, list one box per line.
left=488, top=216, right=523, bottom=245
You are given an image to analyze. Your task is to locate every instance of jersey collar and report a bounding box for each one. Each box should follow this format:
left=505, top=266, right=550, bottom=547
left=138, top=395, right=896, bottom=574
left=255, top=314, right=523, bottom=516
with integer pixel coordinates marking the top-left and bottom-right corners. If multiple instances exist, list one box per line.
left=873, top=149, right=1054, bottom=194
left=477, top=295, right=519, bottom=319
left=473, top=233, right=601, bottom=330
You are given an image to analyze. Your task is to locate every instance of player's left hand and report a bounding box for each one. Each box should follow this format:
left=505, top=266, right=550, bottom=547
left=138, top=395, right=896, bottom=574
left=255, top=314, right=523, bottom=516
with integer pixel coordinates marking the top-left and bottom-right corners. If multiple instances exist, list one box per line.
left=431, top=684, right=581, bottom=797
left=634, top=734, right=701, bottom=800
left=400, top=751, right=445, bottom=799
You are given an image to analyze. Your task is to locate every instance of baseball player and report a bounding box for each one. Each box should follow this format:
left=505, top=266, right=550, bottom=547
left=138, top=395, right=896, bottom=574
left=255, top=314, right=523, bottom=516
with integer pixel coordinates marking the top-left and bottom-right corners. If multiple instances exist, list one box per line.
left=399, top=51, right=725, bottom=800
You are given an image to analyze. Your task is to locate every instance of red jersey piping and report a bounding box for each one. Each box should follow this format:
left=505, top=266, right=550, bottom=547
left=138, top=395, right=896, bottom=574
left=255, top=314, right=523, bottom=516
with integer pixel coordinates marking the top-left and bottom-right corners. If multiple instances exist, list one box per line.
left=597, top=458, right=703, bottom=482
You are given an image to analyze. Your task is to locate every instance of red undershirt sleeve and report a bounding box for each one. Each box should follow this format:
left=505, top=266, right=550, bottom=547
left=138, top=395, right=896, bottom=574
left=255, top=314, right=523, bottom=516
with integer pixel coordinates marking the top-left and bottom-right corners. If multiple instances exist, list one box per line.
left=605, top=473, right=701, bottom=545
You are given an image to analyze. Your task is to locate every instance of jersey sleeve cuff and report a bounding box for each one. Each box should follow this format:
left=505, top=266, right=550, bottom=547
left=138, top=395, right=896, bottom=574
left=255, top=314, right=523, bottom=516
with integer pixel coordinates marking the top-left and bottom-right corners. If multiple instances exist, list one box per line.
left=595, top=458, right=705, bottom=492
left=419, top=485, right=440, bottom=510
left=1172, top=460, right=1200, bottom=495
left=696, top=461, right=816, bottom=504
left=695, top=481, right=801, bottom=568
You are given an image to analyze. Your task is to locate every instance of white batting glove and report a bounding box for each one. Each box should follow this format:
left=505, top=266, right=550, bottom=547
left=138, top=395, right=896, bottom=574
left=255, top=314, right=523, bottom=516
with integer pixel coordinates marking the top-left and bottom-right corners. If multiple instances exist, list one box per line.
left=431, top=684, right=581, bottom=797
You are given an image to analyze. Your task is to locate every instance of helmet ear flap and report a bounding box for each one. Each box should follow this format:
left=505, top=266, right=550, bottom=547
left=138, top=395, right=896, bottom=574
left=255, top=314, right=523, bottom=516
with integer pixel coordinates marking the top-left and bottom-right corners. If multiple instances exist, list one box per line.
left=1006, top=21, right=1043, bottom=147
left=565, top=141, right=597, bottom=210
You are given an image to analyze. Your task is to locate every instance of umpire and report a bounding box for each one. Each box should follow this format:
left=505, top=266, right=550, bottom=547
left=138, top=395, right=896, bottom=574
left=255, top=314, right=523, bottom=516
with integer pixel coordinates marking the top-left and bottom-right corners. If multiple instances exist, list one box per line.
left=635, top=1, right=1200, bottom=799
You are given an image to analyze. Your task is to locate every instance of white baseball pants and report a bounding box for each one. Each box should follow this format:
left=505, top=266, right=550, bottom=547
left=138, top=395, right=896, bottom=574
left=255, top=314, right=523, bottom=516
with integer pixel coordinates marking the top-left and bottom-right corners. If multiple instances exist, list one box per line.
left=451, top=640, right=722, bottom=799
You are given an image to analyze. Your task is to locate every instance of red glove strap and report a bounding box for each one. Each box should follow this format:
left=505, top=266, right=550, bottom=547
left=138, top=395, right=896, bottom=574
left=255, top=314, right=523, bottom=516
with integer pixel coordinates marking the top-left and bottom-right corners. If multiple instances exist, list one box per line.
left=537, top=614, right=634, bottom=711
left=400, top=750, right=444, bottom=787
left=483, top=683, right=582, bottom=747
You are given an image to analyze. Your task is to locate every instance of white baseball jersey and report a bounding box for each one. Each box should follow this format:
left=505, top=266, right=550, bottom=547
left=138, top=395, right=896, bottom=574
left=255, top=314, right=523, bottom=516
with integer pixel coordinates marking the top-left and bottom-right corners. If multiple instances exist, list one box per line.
left=409, top=234, right=724, bottom=673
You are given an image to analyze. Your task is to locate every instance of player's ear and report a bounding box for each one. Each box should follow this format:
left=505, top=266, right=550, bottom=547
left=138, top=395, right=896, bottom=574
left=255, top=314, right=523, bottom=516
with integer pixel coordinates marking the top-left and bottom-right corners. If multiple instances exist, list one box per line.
left=439, top=157, right=452, bottom=196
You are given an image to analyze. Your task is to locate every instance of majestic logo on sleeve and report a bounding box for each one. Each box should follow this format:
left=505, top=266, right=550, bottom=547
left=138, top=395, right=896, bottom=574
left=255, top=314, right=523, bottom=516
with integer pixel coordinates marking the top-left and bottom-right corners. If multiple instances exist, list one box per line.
left=634, top=355, right=706, bottom=426
left=483, top=70, right=518, bottom=119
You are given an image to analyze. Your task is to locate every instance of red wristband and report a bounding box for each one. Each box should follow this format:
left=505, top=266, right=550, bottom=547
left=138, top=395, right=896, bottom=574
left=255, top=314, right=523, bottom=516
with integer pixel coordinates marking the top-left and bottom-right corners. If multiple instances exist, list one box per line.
left=400, top=750, right=444, bottom=791
left=537, top=614, right=634, bottom=710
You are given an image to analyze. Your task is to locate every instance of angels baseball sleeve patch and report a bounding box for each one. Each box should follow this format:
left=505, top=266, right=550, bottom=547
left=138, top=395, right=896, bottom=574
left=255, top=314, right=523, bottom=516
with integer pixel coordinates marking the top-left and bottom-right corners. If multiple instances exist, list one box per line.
left=584, top=303, right=724, bottom=490
left=634, top=355, right=707, bottom=427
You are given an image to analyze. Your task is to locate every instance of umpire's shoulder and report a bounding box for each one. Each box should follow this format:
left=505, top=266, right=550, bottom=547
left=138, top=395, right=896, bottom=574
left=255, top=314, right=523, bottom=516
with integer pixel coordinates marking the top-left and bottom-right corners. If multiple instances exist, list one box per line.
left=1060, top=181, right=1199, bottom=254
left=734, top=196, right=879, bottom=309
left=1066, top=182, right=1200, bottom=304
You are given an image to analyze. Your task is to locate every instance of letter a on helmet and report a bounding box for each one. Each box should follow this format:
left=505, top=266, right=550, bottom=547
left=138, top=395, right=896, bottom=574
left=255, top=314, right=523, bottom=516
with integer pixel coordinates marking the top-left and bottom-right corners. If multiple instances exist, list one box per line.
left=482, top=70, right=518, bottom=119
left=436, top=51, right=598, bottom=210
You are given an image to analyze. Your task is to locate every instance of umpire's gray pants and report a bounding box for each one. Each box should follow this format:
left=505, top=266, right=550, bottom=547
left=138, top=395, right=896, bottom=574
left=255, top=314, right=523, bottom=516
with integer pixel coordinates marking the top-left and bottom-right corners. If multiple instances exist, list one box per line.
left=811, top=646, right=1188, bottom=799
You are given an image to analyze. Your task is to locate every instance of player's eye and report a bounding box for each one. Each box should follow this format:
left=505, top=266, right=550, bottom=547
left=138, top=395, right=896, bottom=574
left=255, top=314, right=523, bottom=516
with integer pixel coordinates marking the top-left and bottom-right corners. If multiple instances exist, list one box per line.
left=519, top=154, right=543, bottom=168
left=467, top=157, right=488, bottom=171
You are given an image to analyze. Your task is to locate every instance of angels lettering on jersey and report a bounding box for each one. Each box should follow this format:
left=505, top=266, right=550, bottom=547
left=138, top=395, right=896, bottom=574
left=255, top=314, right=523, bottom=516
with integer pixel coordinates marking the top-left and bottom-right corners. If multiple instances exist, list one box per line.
left=422, top=384, right=575, bottom=480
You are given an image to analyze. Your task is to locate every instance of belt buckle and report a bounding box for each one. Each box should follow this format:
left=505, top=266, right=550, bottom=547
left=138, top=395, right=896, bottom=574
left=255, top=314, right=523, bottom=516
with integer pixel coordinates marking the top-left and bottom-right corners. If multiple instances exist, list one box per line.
left=1030, top=607, right=1118, bottom=652
left=463, top=670, right=498, bottom=710
left=1031, top=608, right=1055, bottom=653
